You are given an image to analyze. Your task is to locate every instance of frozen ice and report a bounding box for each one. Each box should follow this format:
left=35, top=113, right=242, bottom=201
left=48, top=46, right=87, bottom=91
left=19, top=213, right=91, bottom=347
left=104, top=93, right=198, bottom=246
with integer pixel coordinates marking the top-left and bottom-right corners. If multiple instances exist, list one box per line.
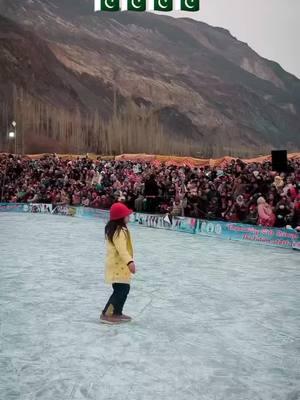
left=0, top=213, right=299, bottom=400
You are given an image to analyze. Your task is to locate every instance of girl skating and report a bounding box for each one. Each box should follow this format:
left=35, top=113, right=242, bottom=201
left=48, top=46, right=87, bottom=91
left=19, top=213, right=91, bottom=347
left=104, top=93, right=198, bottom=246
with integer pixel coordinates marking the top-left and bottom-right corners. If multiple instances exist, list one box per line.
left=100, top=203, right=136, bottom=324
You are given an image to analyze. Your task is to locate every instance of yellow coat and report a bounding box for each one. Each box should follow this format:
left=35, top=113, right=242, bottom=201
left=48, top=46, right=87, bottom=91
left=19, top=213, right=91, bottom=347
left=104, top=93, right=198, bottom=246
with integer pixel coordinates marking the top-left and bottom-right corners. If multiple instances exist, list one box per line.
left=105, top=228, right=134, bottom=284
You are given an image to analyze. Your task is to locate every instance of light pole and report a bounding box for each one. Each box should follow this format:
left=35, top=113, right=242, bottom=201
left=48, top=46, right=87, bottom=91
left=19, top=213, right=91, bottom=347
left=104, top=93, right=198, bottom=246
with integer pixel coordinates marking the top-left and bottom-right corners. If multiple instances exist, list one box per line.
left=12, top=121, right=17, bottom=154
left=8, top=121, right=17, bottom=154
left=8, top=131, right=16, bottom=154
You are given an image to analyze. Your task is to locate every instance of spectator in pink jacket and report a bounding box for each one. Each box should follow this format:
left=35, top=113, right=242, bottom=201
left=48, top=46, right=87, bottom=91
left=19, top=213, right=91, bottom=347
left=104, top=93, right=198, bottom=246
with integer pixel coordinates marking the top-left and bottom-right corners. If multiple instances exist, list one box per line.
left=257, top=197, right=276, bottom=227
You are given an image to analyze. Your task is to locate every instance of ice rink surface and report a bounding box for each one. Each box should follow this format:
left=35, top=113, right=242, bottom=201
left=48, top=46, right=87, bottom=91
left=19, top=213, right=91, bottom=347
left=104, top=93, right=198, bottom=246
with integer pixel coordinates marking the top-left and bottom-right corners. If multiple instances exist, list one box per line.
left=0, top=213, right=299, bottom=400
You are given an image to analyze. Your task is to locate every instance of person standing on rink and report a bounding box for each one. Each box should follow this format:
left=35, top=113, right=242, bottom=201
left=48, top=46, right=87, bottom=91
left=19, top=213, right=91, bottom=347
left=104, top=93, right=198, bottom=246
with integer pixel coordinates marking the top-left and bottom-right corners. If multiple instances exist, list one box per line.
left=100, top=203, right=136, bottom=324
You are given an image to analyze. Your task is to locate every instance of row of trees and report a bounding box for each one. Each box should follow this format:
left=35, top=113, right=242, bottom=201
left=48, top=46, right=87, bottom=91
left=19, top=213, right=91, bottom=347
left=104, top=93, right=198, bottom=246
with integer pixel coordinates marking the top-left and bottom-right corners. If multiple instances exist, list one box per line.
left=0, top=88, right=271, bottom=158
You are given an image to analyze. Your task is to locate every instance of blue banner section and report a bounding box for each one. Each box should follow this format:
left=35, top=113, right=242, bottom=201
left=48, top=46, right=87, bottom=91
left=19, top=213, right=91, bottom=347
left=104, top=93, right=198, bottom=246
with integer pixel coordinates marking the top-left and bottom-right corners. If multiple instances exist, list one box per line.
left=77, top=207, right=110, bottom=220
left=0, top=203, right=25, bottom=213
left=1, top=203, right=299, bottom=250
left=196, top=220, right=300, bottom=250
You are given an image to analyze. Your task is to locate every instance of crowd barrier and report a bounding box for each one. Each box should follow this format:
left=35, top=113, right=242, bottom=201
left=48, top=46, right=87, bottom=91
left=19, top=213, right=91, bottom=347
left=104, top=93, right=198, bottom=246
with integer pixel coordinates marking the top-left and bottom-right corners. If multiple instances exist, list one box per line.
left=1, top=203, right=299, bottom=251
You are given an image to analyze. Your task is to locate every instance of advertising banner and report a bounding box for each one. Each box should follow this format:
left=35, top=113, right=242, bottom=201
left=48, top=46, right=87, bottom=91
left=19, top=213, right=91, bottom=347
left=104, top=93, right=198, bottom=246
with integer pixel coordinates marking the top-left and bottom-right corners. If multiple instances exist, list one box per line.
left=0, top=203, right=25, bottom=213
left=1, top=203, right=299, bottom=250
left=131, top=213, right=197, bottom=234
left=77, top=207, right=110, bottom=220
left=52, top=205, right=77, bottom=217
left=197, top=220, right=300, bottom=250
left=292, top=241, right=300, bottom=251
left=23, top=203, right=53, bottom=214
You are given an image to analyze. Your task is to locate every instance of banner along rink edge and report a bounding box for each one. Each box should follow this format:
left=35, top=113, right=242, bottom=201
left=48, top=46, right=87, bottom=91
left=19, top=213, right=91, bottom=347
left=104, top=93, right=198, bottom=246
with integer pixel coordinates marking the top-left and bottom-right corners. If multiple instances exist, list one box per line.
left=0, top=203, right=299, bottom=251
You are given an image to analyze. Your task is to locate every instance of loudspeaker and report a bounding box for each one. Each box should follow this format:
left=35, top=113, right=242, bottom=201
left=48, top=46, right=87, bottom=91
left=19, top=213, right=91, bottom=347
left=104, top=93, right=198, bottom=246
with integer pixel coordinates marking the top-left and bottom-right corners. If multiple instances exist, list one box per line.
left=272, top=150, right=288, bottom=172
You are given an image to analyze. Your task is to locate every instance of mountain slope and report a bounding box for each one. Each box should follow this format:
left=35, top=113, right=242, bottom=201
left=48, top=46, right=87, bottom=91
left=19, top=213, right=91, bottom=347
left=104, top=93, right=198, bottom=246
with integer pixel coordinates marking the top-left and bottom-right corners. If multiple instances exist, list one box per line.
left=0, top=0, right=299, bottom=156
left=0, top=15, right=88, bottom=110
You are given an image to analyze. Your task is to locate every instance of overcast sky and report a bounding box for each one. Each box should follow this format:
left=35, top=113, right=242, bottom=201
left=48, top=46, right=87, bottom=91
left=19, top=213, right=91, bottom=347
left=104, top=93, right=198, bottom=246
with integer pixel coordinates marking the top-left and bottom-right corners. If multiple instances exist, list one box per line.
left=170, top=0, right=300, bottom=78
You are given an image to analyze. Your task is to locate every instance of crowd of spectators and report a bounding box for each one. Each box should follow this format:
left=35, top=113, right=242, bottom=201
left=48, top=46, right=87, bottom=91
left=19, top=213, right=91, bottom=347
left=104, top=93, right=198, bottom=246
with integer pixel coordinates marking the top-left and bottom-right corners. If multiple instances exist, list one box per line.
left=1, top=153, right=300, bottom=230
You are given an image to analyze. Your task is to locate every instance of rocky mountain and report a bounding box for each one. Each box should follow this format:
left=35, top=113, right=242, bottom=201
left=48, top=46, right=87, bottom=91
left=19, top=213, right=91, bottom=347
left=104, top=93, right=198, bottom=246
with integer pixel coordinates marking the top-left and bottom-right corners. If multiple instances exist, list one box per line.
left=0, top=0, right=299, bottom=156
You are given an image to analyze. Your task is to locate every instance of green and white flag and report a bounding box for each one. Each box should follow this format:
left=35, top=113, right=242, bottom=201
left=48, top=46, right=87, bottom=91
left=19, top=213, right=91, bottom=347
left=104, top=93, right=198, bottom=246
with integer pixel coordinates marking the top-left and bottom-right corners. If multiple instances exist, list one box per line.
left=127, top=0, right=147, bottom=11
left=181, top=0, right=199, bottom=11
left=95, top=0, right=199, bottom=11
left=153, top=0, right=173, bottom=11
left=95, top=0, right=120, bottom=11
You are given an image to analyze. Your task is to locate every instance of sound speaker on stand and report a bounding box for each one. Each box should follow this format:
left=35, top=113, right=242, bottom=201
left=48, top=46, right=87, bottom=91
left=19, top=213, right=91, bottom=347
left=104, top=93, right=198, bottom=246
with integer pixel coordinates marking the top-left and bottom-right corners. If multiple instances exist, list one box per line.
left=271, top=150, right=288, bottom=172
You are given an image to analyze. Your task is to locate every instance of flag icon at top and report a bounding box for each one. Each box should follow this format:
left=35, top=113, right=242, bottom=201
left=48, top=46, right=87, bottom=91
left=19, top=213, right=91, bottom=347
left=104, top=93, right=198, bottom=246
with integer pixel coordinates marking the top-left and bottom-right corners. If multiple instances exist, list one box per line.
left=127, top=0, right=147, bottom=11
left=95, top=0, right=200, bottom=11
left=181, top=0, right=199, bottom=11
left=154, top=0, right=173, bottom=11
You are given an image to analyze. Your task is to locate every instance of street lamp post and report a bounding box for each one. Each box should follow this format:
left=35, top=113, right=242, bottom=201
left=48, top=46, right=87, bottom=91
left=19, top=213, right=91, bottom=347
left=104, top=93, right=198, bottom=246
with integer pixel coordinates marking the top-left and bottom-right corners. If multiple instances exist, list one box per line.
left=8, top=121, right=17, bottom=154
left=12, top=121, right=17, bottom=154
left=8, top=131, right=16, bottom=154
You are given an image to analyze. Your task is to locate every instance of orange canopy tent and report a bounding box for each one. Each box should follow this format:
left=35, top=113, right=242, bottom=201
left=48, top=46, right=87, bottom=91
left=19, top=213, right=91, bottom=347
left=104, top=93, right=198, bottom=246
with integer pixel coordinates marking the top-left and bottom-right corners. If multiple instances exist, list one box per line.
left=3, top=152, right=300, bottom=167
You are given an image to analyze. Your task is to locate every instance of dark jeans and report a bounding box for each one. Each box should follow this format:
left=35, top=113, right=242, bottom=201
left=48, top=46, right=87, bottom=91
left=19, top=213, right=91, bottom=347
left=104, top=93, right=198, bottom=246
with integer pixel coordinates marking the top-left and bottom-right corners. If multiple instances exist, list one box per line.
left=102, top=283, right=130, bottom=316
